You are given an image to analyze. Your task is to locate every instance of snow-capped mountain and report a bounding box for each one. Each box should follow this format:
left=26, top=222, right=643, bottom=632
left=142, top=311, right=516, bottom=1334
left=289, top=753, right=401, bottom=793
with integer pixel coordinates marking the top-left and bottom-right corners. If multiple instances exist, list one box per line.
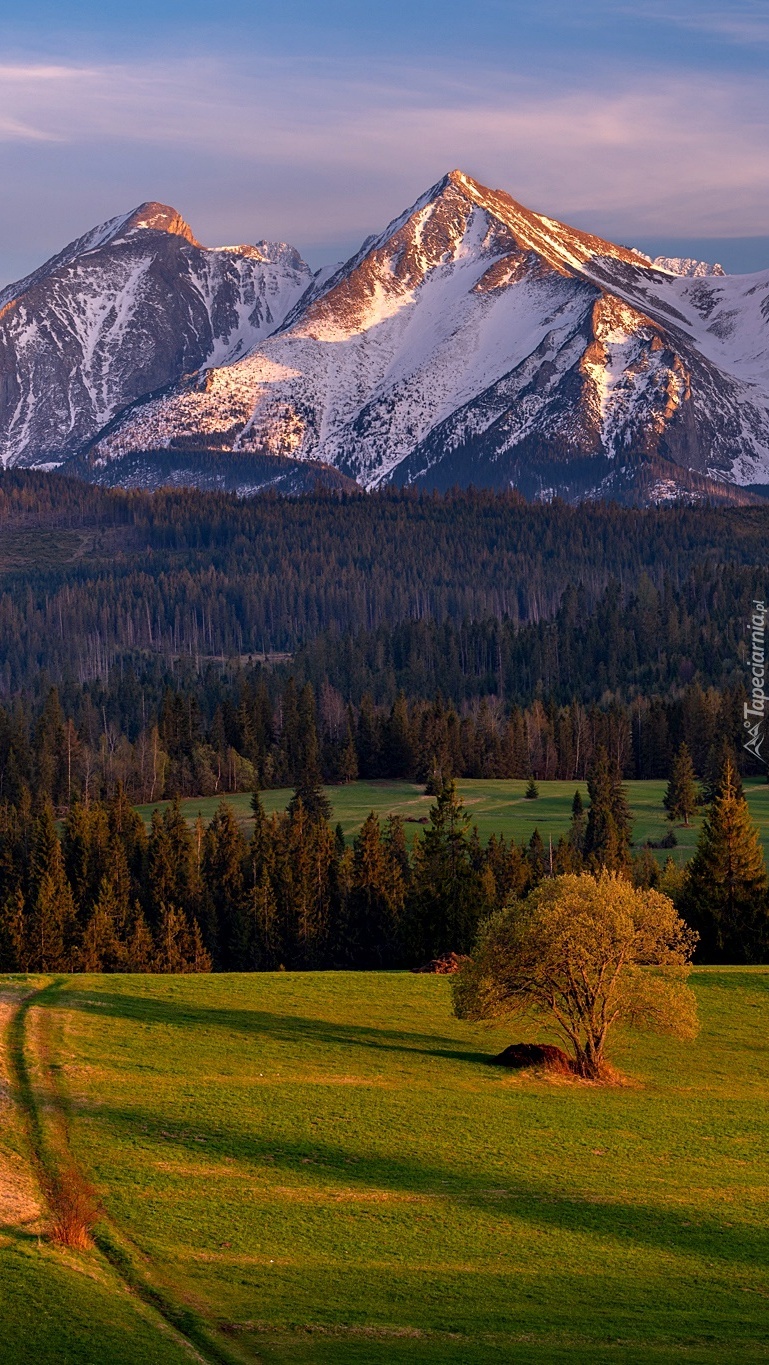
left=0, top=203, right=314, bottom=465
left=3, top=174, right=769, bottom=504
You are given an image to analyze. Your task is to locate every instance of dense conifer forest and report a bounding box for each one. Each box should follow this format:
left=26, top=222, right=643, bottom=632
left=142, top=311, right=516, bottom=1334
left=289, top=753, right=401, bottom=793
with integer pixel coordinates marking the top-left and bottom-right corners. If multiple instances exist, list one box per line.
left=0, top=471, right=767, bottom=972
left=0, top=471, right=765, bottom=804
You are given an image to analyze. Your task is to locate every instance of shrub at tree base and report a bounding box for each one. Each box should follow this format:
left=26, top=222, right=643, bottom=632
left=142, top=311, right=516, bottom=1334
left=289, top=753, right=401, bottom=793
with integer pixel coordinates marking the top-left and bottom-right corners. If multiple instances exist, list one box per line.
left=493, top=1043, right=574, bottom=1074
left=453, top=871, right=699, bottom=1081
left=411, top=951, right=470, bottom=974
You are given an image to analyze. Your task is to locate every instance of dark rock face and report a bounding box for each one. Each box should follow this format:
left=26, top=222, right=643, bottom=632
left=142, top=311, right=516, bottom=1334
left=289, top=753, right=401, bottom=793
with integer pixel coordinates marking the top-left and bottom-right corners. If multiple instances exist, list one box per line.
left=0, top=203, right=313, bottom=467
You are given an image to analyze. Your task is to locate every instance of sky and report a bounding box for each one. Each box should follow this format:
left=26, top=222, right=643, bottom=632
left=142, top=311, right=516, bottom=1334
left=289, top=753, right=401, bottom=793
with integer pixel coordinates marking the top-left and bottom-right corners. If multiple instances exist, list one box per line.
left=1, top=0, right=769, bottom=284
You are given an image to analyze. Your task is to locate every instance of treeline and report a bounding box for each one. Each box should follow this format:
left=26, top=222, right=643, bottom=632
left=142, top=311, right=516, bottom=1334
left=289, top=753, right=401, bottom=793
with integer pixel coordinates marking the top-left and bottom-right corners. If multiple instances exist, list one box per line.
left=0, top=780, right=562, bottom=975
left=2, top=750, right=766, bottom=975
left=0, top=472, right=768, bottom=696
left=0, top=671, right=757, bottom=811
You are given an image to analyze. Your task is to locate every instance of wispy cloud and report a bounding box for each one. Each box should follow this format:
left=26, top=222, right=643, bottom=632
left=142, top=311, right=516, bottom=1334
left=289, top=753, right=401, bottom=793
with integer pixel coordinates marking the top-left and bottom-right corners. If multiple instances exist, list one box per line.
left=0, top=117, right=62, bottom=142
left=618, top=1, right=769, bottom=46
left=0, top=54, right=767, bottom=239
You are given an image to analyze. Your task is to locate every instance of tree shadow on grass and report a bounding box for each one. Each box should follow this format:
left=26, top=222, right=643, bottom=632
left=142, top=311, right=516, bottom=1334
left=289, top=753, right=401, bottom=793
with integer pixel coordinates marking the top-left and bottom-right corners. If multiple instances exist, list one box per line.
left=38, top=984, right=497, bottom=1069
left=78, top=1096, right=769, bottom=1275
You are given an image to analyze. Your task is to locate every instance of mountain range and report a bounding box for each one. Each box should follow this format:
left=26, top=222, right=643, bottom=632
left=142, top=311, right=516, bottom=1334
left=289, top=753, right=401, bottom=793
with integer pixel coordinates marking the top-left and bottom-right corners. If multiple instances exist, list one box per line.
left=2, top=171, right=769, bottom=506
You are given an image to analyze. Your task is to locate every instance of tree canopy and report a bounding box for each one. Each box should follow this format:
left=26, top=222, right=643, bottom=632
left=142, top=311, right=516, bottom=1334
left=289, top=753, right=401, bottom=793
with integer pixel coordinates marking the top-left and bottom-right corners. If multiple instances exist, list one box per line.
left=453, top=871, right=699, bottom=1079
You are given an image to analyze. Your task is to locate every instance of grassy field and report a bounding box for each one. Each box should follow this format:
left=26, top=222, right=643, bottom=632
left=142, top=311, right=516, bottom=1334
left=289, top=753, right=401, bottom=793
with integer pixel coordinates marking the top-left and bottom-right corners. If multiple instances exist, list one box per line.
left=3, top=968, right=769, bottom=1363
left=0, top=989, right=194, bottom=1364
left=136, top=777, right=769, bottom=866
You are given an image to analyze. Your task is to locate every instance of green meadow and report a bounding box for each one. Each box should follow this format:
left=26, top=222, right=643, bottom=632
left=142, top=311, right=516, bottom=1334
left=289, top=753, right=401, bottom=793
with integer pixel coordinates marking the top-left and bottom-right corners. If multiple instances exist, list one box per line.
left=136, top=777, right=769, bottom=865
left=3, top=968, right=769, bottom=1363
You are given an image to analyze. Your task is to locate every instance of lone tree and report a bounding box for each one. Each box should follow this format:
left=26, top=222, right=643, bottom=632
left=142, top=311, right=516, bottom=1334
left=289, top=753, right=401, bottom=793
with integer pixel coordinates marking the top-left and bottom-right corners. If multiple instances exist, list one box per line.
left=680, top=759, right=769, bottom=962
left=524, top=777, right=539, bottom=800
left=664, top=743, right=698, bottom=826
left=453, top=871, right=698, bottom=1079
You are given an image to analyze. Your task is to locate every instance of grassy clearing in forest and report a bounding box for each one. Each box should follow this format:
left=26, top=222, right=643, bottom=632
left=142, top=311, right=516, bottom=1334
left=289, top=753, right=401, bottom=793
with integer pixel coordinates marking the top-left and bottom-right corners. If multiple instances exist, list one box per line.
left=136, top=777, right=769, bottom=865
left=4, top=968, right=769, bottom=1363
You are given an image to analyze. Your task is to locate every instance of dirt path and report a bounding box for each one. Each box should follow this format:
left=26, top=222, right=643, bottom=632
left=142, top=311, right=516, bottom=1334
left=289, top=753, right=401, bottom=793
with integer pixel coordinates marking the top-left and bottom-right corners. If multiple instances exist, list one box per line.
left=0, top=989, right=47, bottom=1239
left=3, top=979, right=237, bottom=1365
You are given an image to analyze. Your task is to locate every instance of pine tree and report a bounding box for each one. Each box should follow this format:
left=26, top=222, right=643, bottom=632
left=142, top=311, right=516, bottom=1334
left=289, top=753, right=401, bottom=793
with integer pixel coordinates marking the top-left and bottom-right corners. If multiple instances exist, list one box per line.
left=339, top=724, right=359, bottom=783
left=664, top=743, right=698, bottom=826
left=154, top=905, right=193, bottom=973
left=345, top=812, right=405, bottom=966
left=28, top=807, right=78, bottom=970
left=80, top=877, right=120, bottom=972
left=201, top=801, right=247, bottom=968
left=568, top=789, right=586, bottom=855
left=524, top=777, right=539, bottom=800
left=583, top=747, right=633, bottom=874
left=125, top=907, right=155, bottom=972
left=406, top=780, right=482, bottom=961
left=681, top=759, right=769, bottom=962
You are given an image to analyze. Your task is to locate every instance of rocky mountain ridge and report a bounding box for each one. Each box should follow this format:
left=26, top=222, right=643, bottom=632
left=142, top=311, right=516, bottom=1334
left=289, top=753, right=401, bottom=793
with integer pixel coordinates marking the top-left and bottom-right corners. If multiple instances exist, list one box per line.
left=2, top=174, right=769, bottom=505
left=0, top=202, right=315, bottom=467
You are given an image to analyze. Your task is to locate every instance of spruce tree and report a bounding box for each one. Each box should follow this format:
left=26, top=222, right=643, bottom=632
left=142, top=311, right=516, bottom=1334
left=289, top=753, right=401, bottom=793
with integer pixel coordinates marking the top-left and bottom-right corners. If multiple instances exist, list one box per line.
left=527, top=828, right=546, bottom=881
left=583, top=747, right=633, bottom=874
left=246, top=865, right=281, bottom=969
left=28, top=807, right=77, bottom=970
left=287, top=727, right=332, bottom=824
left=0, top=888, right=27, bottom=971
left=702, top=737, right=743, bottom=804
left=345, top=812, right=405, bottom=967
left=80, top=877, right=120, bottom=972
left=664, top=743, right=698, bottom=826
left=155, top=905, right=193, bottom=973
left=339, top=724, right=359, bottom=783
left=381, top=694, right=413, bottom=778
left=568, top=789, right=586, bottom=855
left=202, top=801, right=247, bottom=967
left=406, top=780, right=481, bottom=961
left=524, top=777, right=539, bottom=800
left=125, top=907, right=155, bottom=972
left=681, top=759, right=769, bottom=962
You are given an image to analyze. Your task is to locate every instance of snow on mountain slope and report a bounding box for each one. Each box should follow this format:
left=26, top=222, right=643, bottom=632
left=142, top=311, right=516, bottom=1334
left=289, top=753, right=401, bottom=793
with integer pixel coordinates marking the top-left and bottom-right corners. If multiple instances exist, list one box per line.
left=650, top=256, right=725, bottom=278
left=87, top=172, right=769, bottom=501
left=0, top=204, right=313, bottom=465
left=13, top=171, right=769, bottom=504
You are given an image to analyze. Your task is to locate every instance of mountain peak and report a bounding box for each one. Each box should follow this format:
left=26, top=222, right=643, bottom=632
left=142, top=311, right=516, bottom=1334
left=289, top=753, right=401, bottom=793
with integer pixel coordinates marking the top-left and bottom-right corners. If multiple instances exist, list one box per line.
left=119, top=202, right=200, bottom=246
left=431, top=169, right=651, bottom=274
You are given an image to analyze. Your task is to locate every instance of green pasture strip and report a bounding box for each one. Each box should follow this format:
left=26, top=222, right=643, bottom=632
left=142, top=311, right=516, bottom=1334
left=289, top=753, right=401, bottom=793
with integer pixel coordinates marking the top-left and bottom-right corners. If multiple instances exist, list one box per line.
left=135, top=777, right=769, bottom=864
left=32, top=968, right=769, bottom=1363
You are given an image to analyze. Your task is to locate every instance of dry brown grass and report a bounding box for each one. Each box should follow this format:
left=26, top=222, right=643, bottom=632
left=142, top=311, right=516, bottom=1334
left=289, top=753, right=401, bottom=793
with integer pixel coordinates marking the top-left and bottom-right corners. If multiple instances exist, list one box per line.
left=48, top=1171, right=97, bottom=1251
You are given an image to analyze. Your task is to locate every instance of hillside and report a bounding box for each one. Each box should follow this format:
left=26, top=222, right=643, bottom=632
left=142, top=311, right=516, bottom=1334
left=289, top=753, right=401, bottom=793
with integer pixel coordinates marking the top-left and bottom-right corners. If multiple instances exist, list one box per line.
left=0, top=473, right=767, bottom=699
left=5, top=968, right=769, bottom=1362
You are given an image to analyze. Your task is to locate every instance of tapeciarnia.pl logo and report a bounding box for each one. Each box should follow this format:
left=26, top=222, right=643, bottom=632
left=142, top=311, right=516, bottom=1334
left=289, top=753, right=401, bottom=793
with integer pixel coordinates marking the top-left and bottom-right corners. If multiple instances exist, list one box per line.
left=744, top=599, right=767, bottom=764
